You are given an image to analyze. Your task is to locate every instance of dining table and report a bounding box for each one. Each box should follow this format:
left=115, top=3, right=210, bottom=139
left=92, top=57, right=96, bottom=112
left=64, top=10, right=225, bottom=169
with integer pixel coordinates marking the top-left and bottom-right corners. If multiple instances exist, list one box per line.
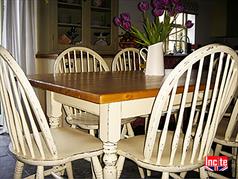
left=28, top=70, right=205, bottom=179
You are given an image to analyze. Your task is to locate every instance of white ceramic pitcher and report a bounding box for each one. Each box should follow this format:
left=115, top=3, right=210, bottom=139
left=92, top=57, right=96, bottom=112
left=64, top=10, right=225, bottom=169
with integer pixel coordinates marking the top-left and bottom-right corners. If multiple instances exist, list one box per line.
left=140, top=42, right=165, bottom=76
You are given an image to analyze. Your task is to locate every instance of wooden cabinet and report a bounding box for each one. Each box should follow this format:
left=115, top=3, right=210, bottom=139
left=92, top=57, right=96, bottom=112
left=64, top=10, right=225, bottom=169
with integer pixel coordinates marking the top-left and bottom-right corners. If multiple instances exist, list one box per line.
left=37, top=0, right=118, bottom=54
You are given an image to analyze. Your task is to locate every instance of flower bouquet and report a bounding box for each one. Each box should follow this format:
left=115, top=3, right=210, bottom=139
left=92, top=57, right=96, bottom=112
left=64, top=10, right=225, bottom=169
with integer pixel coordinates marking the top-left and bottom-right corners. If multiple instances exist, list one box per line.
left=113, top=0, right=194, bottom=76
left=113, top=0, right=194, bottom=46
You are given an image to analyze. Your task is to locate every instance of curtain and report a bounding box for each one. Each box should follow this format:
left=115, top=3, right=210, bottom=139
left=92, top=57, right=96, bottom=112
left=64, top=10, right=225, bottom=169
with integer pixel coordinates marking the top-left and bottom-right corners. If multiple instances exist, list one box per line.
left=0, top=0, right=37, bottom=134
left=2, top=0, right=36, bottom=74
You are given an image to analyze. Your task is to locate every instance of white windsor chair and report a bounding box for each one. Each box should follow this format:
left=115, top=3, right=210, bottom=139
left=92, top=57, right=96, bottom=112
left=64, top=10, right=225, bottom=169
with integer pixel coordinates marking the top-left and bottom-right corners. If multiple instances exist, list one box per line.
left=208, top=97, right=238, bottom=179
left=116, top=44, right=238, bottom=179
left=0, top=46, right=103, bottom=179
left=111, top=47, right=144, bottom=72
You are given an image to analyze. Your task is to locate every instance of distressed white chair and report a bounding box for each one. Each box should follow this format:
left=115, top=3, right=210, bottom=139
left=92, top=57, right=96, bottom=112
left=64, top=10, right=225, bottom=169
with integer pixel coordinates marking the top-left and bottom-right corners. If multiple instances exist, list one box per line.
left=54, top=47, right=135, bottom=137
left=208, top=98, right=238, bottom=179
left=0, top=46, right=103, bottom=179
left=111, top=47, right=144, bottom=71
left=116, top=44, right=238, bottom=179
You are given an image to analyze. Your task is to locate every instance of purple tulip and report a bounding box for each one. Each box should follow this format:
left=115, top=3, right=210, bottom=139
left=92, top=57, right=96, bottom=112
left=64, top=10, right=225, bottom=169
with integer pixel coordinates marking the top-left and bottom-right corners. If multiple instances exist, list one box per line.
left=120, top=13, right=130, bottom=22
left=151, top=0, right=163, bottom=9
left=168, top=9, right=175, bottom=16
left=161, top=0, right=170, bottom=6
left=153, top=8, right=164, bottom=17
left=122, top=21, right=131, bottom=31
left=185, top=20, right=194, bottom=28
left=113, top=17, right=121, bottom=26
left=175, top=4, right=184, bottom=13
left=138, top=1, right=150, bottom=12
left=171, top=0, right=181, bottom=4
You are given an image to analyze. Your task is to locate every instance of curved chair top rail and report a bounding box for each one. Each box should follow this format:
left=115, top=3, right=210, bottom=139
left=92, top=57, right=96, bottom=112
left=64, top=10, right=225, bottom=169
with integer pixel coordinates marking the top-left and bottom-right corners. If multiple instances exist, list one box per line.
left=0, top=46, right=57, bottom=159
left=112, top=47, right=143, bottom=71
left=144, top=44, right=238, bottom=166
left=54, top=46, right=109, bottom=73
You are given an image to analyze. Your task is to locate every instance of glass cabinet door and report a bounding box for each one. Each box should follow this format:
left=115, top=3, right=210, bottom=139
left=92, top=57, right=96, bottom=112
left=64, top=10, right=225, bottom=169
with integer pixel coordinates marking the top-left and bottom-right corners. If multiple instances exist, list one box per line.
left=57, top=0, right=82, bottom=46
left=90, top=0, right=111, bottom=47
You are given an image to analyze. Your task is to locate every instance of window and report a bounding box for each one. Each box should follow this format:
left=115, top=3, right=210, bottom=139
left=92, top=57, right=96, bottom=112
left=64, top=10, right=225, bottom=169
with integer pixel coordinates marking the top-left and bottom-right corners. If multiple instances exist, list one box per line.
left=165, top=13, right=196, bottom=54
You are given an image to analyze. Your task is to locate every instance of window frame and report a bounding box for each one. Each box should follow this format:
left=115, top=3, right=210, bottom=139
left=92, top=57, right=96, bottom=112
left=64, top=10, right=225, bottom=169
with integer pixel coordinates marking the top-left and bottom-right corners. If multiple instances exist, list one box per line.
left=165, top=13, right=195, bottom=54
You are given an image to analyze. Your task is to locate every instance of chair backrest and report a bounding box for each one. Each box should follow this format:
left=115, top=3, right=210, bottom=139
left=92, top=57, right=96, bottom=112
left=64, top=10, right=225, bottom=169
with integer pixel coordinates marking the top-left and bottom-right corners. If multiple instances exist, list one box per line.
left=54, top=46, right=109, bottom=73
left=0, top=46, right=57, bottom=159
left=111, top=48, right=143, bottom=71
left=216, top=97, right=238, bottom=144
left=144, top=44, right=238, bottom=165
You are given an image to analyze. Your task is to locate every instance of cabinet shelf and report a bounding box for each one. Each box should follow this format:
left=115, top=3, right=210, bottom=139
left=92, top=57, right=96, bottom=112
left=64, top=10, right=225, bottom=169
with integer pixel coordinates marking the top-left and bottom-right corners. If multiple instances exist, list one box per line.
left=58, top=23, right=82, bottom=27
left=38, top=0, right=118, bottom=54
left=91, top=6, right=111, bottom=12
left=58, top=2, right=82, bottom=8
left=91, top=25, right=111, bottom=29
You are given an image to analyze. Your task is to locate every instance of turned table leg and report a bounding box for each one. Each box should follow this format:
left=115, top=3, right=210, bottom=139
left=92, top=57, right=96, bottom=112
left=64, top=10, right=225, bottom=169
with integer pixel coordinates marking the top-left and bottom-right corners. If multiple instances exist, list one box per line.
left=103, top=143, right=118, bottom=178
left=99, top=103, right=121, bottom=179
left=46, top=91, right=62, bottom=128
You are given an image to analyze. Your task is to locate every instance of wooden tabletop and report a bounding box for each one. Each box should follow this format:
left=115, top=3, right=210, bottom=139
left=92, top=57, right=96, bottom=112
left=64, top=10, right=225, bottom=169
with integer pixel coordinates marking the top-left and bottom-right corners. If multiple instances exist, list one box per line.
left=28, top=70, right=203, bottom=104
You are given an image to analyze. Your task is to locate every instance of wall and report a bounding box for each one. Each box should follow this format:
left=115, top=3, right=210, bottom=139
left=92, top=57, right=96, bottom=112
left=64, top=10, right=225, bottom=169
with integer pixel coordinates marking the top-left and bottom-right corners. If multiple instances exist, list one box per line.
left=118, top=0, right=143, bottom=35
left=195, top=0, right=227, bottom=45
left=227, top=1, right=238, bottom=37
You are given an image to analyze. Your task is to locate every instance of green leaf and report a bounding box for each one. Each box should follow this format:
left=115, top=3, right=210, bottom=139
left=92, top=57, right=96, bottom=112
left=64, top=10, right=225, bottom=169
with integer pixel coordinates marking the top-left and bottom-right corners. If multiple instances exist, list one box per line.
left=131, top=27, right=151, bottom=46
left=119, top=8, right=183, bottom=46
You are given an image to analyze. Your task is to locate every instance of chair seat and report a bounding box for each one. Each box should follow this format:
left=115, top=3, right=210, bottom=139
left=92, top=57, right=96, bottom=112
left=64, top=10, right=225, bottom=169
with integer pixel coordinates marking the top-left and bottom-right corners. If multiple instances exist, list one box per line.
left=214, top=118, right=238, bottom=146
left=117, top=131, right=211, bottom=173
left=68, top=112, right=136, bottom=130
left=10, top=127, right=103, bottom=166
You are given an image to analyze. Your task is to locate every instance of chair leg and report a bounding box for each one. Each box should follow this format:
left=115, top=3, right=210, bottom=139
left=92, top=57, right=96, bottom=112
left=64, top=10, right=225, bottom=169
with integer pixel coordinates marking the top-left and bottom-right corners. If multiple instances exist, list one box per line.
left=138, top=167, right=145, bottom=178
left=126, top=123, right=135, bottom=137
left=71, top=124, right=77, bottom=129
left=144, top=117, right=149, bottom=132
left=91, top=156, right=103, bottom=179
left=91, top=161, right=96, bottom=179
left=199, top=166, right=208, bottom=179
left=116, top=156, right=125, bottom=178
left=162, top=172, right=169, bottom=179
left=36, top=166, right=44, bottom=179
left=51, top=172, right=64, bottom=179
left=121, top=125, right=127, bottom=139
left=14, top=160, right=24, bottom=179
left=170, top=173, right=184, bottom=179
left=66, top=162, right=74, bottom=179
left=89, top=129, right=96, bottom=136
left=52, top=165, right=65, bottom=176
left=214, top=144, right=222, bottom=156
left=236, top=150, right=238, bottom=179
left=180, top=172, right=187, bottom=178
left=232, top=147, right=237, bottom=178
left=146, top=169, right=151, bottom=177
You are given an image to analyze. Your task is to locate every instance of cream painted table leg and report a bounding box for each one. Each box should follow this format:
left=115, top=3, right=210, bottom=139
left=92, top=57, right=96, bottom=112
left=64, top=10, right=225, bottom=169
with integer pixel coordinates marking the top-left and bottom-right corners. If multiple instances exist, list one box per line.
left=46, top=91, right=62, bottom=128
left=99, top=102, right=121, bottom=179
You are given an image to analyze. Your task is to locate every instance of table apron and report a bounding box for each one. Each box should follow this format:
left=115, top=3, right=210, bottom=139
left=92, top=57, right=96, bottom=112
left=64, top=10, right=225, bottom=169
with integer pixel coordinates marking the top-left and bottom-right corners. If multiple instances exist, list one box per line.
left=54, top=93, right=100, bottom=115
left=53, top=93, right=156, bottom=118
